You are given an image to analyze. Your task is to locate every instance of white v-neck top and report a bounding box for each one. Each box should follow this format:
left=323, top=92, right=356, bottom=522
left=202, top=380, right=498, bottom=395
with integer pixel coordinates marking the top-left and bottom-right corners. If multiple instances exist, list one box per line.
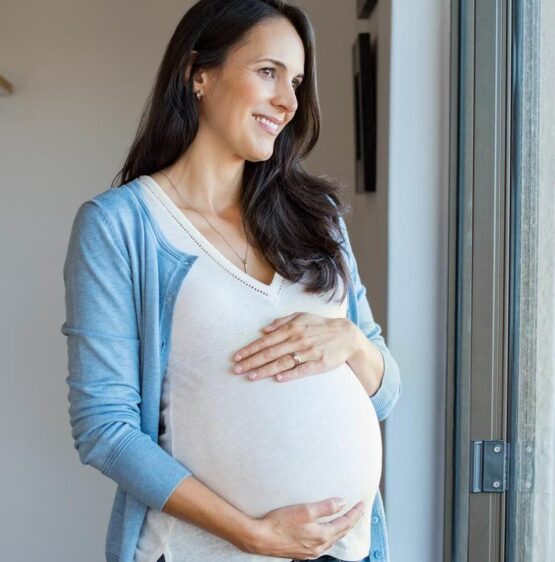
left=133, top=175, right=382, bottom=562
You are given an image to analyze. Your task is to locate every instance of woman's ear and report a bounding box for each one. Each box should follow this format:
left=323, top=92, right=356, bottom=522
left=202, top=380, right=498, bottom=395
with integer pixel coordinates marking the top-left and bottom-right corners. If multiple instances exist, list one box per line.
left=192, top=71, right=209, bottom=94
left=188, top=65, right=213, bottom=97
left=185, top=52, right=217, bottom=96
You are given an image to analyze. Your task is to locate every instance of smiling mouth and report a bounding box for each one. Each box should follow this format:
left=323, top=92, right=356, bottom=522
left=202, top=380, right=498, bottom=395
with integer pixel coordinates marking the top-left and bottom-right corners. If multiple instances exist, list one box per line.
left=253, top=115, right=281, bottom=135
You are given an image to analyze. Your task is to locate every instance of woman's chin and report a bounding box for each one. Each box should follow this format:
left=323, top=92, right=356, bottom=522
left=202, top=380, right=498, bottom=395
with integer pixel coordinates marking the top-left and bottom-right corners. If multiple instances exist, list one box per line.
left=242, top=136, right=276, bottom=161
left=246, top=148, right=274, bottom=162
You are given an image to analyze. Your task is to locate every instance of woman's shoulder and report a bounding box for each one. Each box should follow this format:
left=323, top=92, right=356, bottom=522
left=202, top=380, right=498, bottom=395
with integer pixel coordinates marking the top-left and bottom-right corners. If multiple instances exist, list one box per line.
left=77, top=178, right=147, bottom=236
left=87, top=178, right=141, bottom=214
left=65, top=178, right=156, bottom=266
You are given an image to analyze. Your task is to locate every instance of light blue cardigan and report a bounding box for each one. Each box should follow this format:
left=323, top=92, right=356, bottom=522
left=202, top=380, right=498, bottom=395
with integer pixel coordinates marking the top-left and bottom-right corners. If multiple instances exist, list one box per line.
left=61, top=178, right=401, bottom=562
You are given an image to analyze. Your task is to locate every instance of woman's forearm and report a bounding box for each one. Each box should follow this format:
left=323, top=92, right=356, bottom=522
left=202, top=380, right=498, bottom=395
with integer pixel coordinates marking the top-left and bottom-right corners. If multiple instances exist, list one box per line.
left=162, top=475, right=260, bottom=553
left=346, top=322, right=385, bottom=397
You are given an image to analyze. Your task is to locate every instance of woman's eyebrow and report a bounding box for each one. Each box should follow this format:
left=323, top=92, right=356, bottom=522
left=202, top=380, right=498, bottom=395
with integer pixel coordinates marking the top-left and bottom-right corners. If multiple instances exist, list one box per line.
left=252, top=57, right=304, bottom=78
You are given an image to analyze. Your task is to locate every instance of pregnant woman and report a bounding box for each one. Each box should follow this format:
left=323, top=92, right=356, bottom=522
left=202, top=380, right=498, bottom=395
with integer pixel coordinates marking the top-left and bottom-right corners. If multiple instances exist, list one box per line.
left=61, top=1, right=401, bottom=562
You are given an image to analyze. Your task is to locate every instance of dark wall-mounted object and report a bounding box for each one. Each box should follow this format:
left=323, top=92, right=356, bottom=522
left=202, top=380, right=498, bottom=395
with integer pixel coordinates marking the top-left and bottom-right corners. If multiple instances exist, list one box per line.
left=352, top=32, right=377, bottom=193
left=357, top=0, right=378, bottom=19
left=0, top=74, right=13, bottom=96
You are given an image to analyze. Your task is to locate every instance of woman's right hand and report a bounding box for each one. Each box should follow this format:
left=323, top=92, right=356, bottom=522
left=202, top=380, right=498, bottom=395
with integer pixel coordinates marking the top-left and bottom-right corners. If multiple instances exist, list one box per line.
left=241, top=497, right=366, bottom=560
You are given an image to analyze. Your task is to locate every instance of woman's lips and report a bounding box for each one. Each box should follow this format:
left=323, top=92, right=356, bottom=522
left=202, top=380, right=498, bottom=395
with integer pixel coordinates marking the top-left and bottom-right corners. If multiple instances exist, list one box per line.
left=254, top=115, right=280, bottom=136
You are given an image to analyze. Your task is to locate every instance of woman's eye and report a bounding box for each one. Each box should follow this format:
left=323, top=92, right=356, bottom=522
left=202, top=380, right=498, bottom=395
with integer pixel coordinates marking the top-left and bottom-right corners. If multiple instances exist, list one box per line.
left=260, top=67, right=300, bottom=91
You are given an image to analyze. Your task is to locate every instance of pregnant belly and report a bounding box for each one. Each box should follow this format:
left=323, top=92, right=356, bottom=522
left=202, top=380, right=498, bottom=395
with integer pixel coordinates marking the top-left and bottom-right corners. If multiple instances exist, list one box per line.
left=162, top=361, right=382, bottom=521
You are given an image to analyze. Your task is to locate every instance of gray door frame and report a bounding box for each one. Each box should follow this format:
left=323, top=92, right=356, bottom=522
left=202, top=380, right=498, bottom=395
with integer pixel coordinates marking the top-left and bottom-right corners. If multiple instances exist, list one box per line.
left=444, top=1, right=513, bottom=561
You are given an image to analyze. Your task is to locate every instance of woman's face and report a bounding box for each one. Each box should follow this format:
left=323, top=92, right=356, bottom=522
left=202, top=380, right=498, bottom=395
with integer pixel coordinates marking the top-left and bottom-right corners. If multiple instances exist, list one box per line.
left=193, top=17, right=305, bottom=162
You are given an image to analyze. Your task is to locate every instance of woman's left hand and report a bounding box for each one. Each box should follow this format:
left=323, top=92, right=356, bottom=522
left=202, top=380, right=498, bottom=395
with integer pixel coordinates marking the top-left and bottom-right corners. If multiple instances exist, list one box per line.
left=232, top=312, right=359, bottom=383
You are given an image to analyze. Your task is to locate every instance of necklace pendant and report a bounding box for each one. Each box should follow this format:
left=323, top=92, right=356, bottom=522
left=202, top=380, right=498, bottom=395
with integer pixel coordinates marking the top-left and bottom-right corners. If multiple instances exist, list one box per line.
left=243, top=260, right=247, bottom=272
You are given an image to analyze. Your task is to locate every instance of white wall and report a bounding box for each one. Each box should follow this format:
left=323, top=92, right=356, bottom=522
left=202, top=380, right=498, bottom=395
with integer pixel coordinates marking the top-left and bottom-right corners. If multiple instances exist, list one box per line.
left=0, top=1, right=449, bottom=561
left=385, top=2, right=450, bottom=561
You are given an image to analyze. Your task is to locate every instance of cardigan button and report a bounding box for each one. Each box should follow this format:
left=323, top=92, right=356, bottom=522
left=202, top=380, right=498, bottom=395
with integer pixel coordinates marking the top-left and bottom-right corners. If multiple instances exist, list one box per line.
left=373, top=549, right=384, bottom=559
left=371, top=515, right=379, bottom=524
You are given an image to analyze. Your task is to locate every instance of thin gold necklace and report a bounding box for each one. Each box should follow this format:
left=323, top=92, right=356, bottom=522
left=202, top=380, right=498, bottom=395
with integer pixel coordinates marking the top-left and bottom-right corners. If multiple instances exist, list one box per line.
left=159, top=170, right=249, bottom=273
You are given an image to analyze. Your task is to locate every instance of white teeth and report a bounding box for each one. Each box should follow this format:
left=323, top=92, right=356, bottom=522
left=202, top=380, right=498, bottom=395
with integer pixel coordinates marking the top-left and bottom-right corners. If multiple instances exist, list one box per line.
left=254, top=115, right=279, bottom=129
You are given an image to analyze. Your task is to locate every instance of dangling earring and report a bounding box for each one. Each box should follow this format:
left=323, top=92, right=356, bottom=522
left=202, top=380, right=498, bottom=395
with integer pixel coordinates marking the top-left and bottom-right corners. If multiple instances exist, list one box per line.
left=195, top=90, right=203, bottom=101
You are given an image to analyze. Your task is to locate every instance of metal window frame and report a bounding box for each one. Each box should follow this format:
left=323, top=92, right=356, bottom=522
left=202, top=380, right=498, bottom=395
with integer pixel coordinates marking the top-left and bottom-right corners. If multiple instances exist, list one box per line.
left=445, top=1, right=513, bottom=561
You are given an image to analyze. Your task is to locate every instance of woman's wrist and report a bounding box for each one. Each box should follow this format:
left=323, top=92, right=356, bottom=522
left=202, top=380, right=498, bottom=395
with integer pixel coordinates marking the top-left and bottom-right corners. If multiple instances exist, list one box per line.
left=346, top=322, right=385, bottom=397
left=162, top=475, right=263, bottom=554
left=235, top=515, right=269, bottom=554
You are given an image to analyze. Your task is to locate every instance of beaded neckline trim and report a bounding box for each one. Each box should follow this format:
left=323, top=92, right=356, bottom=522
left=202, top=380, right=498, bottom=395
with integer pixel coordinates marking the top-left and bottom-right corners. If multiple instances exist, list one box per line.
left=138, top=176, right=285, bottom=299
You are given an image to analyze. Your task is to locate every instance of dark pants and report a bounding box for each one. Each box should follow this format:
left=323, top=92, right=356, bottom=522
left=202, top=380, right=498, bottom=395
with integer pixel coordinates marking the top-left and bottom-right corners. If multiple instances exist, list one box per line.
left=157, top=554, right=361, bottom=562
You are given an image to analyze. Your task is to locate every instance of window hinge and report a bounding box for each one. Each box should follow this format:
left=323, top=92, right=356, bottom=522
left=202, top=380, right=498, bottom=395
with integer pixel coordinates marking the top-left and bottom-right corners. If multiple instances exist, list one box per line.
left=471, top=440, right=510, bottom=493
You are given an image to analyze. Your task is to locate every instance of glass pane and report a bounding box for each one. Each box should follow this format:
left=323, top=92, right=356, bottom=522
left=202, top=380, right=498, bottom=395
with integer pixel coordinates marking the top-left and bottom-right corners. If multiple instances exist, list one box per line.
left=508, top=0, right=555, bottom=560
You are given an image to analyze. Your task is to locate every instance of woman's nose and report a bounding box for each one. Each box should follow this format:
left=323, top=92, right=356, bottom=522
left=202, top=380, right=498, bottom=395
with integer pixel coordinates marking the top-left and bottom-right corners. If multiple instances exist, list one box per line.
left=273, top=84, right=298, bottom=114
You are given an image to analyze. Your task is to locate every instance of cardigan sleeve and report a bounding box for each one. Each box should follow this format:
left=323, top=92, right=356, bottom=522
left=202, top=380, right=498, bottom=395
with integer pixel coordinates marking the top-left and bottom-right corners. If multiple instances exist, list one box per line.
left=338, top=215, right=402, bottom=422
left=61, top=200, right=192, bottom=511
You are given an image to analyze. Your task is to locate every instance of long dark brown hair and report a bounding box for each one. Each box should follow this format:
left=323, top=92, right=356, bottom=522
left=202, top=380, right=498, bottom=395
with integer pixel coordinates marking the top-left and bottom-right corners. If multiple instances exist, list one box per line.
left=112, top=0, right=353, bottom=301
